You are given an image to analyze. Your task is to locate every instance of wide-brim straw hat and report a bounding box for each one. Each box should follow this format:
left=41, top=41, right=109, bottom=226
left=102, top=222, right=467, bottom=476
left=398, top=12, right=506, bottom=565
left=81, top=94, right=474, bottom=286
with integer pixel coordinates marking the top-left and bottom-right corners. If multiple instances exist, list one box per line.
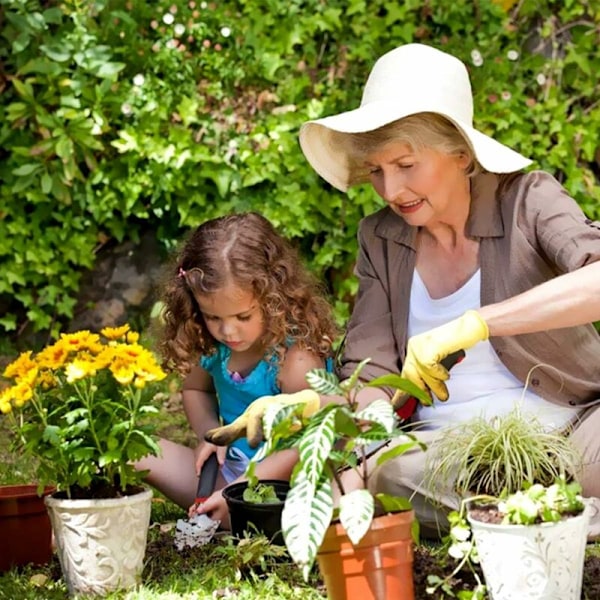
left=299, top=43, right=532, bottom=192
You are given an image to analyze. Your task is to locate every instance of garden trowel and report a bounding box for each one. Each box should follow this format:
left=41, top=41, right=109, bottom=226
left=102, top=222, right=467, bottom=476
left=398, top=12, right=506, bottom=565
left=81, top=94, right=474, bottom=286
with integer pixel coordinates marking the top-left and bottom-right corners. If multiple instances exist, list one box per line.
left=174, top=453, right=220, bottom=550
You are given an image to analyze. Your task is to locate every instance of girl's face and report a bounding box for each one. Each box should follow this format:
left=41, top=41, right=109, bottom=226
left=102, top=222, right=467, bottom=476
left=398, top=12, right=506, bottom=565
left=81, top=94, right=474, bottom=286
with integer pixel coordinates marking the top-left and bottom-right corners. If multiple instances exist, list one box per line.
left=365, top=142, right=470, bottom=227
left=195, top=283, right=265, bottom=353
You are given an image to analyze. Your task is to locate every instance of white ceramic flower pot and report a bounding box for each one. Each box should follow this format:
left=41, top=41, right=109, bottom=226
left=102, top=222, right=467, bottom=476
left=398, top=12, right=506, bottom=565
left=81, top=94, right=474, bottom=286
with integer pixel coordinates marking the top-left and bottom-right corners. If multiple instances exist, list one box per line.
left=45, top=487, right=152, bottom=597
left=468, top=502, right=591, bottom=600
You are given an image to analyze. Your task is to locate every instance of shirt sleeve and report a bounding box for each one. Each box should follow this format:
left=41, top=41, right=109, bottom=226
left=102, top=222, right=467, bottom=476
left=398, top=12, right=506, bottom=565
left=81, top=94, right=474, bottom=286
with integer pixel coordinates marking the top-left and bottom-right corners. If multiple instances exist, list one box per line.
left=339, top=219, right=401, bottom=389
left=521, top=171, right=600, bottom=272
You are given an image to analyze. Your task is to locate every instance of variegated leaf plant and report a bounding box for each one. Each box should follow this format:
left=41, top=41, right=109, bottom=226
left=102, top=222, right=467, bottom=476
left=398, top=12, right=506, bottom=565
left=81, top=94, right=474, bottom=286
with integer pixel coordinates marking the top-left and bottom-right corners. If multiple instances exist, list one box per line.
left=251, top=358, right=429, bottom=580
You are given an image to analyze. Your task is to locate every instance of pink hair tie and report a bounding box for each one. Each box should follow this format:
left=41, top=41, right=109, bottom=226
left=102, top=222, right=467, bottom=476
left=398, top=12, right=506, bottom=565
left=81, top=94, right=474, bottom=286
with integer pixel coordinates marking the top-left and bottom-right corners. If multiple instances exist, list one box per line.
left=178, top=267, right=187, bottom=278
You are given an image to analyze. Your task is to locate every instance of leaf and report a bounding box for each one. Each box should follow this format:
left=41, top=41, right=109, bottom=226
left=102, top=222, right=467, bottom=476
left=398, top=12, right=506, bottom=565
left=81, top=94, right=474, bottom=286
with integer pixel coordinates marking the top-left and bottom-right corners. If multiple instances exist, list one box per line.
left=355, top=398, right=395, bottom=433
left=375, top=434, right=422, bottom=467
left=298, top=409, right=337, bottom=486
left=281, top=471, right=333, bottom=581
left=339, top=357, right=371, bottom=393
left=305, top=368, right=343, bottom=395
left=375, top=492, right=412, bottom=513
left=339, top=489, right=374, bottom=545
left=367, top=374, right=430, bottom=404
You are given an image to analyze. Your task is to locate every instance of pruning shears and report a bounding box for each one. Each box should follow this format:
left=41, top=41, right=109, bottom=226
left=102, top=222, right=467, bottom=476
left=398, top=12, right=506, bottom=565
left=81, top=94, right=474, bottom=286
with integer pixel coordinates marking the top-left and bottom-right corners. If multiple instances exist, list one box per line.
left=394, top=349, right=466, bottom=421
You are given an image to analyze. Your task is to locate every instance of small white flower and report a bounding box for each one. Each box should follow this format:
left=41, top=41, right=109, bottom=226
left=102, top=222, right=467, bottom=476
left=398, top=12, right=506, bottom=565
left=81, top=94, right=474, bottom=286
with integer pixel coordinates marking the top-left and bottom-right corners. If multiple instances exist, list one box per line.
left=501, top=90, right=512, bottom=101
left=507, top=49, right=519, bottom=61
left=536, top=73, right=547, bottom=86
left=220, top=26, right=231, bottom=38
left=448, top=541, right=472, bottom=560
left=132, top=73, right=145, bottom=87
left=162, top=13, right=175, bottom=25
left=200, top=1, right=207, bottom=8
left=471, top=49, right=483, bottom=67
left=121, top=103, right=133, bottom=116
left=174, top=23, right=186, bottom=36
left=166, top=38, right=178, bottom=49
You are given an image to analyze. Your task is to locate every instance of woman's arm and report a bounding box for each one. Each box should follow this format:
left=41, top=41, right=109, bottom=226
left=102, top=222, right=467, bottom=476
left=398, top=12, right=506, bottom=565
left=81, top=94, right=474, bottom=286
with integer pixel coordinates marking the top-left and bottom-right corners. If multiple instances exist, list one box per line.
left=480, top=261, right=600, bottom=336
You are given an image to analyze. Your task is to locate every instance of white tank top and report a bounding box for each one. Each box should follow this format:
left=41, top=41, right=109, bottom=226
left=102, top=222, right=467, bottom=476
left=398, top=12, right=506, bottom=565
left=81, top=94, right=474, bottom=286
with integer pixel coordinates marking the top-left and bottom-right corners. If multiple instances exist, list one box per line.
left=409, top=269, right=579, bottom=430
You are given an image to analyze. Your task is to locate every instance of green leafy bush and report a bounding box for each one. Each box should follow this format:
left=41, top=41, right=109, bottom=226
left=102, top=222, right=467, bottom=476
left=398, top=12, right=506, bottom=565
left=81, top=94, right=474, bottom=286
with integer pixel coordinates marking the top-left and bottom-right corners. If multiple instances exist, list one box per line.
left=1, top=0, right=599, bottom=339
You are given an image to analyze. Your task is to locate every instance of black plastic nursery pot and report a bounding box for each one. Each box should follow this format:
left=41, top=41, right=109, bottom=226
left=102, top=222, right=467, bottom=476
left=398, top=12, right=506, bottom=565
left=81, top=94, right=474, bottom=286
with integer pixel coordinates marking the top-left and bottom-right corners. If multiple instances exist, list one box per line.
left=222, top=479, right=289, bottom=545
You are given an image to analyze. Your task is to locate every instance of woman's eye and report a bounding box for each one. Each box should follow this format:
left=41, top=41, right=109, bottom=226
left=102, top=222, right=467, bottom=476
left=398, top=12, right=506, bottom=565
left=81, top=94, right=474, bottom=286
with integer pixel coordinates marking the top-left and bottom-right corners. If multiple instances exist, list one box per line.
left=204, top=315, right=218, bottom=322
left=368, top=167, right=381, bottom=175
left=238, top=315, right=251, bottom=322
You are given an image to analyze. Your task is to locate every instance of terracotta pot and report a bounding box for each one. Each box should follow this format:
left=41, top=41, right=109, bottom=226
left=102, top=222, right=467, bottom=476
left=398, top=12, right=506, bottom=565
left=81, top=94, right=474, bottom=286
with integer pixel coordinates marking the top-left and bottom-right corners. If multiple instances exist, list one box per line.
left=317, top=510, right=415, bottom=600
left=45, top=487, right=152, bottom=597
left=222, top=479, right=289, bottom=544
left=0, top=484, right=54, bottom=572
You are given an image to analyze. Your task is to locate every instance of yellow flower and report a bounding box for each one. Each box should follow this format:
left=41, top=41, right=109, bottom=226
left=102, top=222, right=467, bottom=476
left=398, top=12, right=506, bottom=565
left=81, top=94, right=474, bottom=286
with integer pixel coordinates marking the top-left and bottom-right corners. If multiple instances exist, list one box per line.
left=101, top=324, right=131, bottom=340
left=3, top=351, right=35, bottom=380
left=65, top=358, right=97, bottom=383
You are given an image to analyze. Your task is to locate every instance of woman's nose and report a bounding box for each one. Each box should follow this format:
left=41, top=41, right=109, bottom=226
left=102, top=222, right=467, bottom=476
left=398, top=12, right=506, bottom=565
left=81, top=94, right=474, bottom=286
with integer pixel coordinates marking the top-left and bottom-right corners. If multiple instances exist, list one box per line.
left=377, top=170, right=407, bottom=203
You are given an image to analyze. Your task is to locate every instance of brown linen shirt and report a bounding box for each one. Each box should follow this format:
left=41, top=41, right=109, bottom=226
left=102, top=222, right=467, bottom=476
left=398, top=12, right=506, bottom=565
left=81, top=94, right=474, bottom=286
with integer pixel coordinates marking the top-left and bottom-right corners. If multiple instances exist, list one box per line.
left=340, top=170, right=600, bottom=409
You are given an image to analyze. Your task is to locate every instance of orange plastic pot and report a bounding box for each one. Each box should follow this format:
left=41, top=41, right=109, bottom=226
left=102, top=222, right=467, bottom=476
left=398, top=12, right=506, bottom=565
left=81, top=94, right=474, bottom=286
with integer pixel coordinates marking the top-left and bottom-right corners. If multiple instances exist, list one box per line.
left=317, top=510, right=415, bottom=600
left=0, top=484, right=54, bottom=572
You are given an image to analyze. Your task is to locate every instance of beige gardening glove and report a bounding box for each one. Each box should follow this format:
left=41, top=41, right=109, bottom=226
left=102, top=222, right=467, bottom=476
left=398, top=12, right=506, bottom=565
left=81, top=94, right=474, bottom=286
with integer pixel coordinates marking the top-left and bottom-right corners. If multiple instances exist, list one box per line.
left=401, top=310, right=489, bottom=402
left=204, top=389, right=321, bottom=448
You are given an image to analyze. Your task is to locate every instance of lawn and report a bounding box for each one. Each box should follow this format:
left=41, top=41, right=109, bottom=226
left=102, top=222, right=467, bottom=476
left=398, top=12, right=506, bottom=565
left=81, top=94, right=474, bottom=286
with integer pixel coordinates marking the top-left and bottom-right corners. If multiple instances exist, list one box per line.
left=1, top=380, right=599, bottom=599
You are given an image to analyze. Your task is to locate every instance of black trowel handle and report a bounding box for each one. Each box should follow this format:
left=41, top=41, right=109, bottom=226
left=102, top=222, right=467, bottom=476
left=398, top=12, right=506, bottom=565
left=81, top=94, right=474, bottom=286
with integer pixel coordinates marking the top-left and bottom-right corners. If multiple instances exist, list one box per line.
left=194, top=453, right=219, bottom=505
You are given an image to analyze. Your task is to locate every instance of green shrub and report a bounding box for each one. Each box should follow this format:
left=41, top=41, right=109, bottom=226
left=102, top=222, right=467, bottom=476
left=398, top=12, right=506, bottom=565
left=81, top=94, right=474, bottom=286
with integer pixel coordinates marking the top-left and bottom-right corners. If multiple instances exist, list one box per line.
left=1, top=0, right=599, bottom=339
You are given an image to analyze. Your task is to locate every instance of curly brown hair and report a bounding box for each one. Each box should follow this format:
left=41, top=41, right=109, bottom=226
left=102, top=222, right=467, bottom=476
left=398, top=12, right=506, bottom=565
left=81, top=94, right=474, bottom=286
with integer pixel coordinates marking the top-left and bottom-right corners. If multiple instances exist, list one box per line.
left=158, top=212, right=339, bottom=375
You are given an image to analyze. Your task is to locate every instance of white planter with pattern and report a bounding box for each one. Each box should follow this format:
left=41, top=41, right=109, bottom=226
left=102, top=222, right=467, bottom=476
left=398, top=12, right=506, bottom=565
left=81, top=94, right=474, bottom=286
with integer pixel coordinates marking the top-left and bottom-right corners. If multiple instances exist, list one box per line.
left=45, top=487, right=152, bottom=597
left=468, top=502, right=591, bottom=600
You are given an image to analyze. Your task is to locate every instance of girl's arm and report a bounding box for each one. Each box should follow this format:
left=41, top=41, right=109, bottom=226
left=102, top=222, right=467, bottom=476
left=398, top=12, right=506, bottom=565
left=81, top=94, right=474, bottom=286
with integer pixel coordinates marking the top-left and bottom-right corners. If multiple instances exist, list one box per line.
left=182, top=364, right=220, bottom=439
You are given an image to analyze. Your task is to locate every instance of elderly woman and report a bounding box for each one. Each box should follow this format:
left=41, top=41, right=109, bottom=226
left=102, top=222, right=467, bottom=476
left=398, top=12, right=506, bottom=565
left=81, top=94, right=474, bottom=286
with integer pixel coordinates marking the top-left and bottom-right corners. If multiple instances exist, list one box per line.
left=206, top=43, right=600, bottom=537
left=298, top=43, right=600, bottom=536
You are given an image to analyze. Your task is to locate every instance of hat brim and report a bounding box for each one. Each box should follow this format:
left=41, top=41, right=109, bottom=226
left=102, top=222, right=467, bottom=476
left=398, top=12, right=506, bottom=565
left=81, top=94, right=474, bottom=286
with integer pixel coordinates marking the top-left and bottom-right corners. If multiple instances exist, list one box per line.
left=299, top=102, right=532, bottom=192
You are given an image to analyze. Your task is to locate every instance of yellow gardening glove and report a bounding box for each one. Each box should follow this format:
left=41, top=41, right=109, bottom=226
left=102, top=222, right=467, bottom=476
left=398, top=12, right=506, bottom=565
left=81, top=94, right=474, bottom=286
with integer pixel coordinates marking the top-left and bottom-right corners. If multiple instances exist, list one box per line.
left=401, top=310, right=489, bottom=402
left=204, top=389, right=321, bottom=448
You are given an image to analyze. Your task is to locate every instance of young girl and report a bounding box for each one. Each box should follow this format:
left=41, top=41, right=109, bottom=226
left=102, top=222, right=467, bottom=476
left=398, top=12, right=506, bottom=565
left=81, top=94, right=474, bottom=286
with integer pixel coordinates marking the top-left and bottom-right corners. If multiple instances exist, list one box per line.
left=137, top=212, right=338, bottom=526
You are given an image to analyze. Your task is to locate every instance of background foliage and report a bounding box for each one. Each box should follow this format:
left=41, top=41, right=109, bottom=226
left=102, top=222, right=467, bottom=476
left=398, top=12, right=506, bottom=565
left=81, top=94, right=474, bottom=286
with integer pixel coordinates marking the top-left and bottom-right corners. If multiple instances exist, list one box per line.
left=1, top=0, right=599, bottom=340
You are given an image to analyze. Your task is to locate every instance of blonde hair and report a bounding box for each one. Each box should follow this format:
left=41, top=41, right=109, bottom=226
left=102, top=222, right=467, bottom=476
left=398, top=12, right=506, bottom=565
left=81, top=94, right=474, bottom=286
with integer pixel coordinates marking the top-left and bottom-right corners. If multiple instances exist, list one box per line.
left=340, top=112, right=481, bottom=186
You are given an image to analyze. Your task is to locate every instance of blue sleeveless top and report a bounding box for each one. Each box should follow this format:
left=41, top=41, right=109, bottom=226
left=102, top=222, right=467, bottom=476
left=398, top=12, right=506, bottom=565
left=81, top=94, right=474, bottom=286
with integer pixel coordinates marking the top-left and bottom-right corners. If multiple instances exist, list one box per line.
left=201, top=343, right=334, bottom=459
left=200, top=344, right=281, bottom=459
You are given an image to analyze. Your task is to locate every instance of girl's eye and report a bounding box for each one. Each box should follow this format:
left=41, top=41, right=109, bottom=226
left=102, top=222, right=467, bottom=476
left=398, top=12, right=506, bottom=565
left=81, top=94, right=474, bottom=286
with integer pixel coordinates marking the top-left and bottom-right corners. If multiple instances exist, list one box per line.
left=237, top=315, right=251, bottom=322
left=368, top=166, right=381, bottom=175
left=398, top=163, right=414, bottom=169
left=204, top=315, right=219, bottom=322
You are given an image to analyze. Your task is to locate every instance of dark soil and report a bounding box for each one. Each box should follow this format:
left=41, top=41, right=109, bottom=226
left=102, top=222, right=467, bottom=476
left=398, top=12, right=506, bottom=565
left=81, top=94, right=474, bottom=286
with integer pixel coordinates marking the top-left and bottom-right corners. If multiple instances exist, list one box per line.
left=469, top=503, right=582, bottom=525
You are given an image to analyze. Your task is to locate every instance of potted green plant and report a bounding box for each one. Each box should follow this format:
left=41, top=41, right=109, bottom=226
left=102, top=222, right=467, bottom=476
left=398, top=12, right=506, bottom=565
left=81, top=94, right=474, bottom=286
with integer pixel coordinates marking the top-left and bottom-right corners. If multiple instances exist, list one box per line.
left=423, top=406, right=582, bottom=499
left=432, top=477, right=590, bottom=600
left=0, top=324, right=166, bottom=596
left=250, top=358, right=429, bottom=600
left=222, top=461, right=289, bottom=544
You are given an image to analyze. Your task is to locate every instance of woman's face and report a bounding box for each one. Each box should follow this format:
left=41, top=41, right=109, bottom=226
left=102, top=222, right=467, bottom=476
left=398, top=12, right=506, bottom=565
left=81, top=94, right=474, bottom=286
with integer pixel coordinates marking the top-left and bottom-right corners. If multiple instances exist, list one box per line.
left=195, top=283, right=265, bottom=354
left=365, top=142, right=470, bottom=227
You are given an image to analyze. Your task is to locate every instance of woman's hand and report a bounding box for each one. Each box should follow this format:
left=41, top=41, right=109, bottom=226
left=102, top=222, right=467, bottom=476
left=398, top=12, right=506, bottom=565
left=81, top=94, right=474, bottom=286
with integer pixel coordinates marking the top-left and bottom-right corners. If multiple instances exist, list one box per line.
left=401, top=310, right=488, bottom=401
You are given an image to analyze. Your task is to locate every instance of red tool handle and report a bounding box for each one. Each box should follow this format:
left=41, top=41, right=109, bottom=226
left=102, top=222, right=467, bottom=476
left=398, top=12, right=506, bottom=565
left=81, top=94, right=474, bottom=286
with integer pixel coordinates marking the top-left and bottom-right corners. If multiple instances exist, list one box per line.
left=395, top=349, right=466, bottom=421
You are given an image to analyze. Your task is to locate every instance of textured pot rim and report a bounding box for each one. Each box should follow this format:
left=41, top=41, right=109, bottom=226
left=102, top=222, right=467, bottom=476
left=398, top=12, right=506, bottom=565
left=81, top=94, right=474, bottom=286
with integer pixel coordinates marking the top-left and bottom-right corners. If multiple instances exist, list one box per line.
left=44, top=486, right=152, bottom=509
left=467, top=499, right=591, bottom=532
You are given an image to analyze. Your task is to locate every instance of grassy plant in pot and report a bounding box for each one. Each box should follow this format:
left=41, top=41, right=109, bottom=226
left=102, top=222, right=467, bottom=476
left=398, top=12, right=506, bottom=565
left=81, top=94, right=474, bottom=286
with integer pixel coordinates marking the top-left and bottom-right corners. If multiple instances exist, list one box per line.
left=423, top=405, right=583, bottom=500
left=252, top=358, right=429, bottom=600
left=0, top=325, right=166, bottom=596
left=434, top=477, right=591, bottom=600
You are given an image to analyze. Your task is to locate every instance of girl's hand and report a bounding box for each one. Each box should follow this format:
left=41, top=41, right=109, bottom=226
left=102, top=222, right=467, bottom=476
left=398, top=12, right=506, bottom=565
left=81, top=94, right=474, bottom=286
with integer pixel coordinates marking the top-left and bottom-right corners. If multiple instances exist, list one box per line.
left=194, top=442, right=227, bottom=476
left=189, top=490, right=231, bottom=530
